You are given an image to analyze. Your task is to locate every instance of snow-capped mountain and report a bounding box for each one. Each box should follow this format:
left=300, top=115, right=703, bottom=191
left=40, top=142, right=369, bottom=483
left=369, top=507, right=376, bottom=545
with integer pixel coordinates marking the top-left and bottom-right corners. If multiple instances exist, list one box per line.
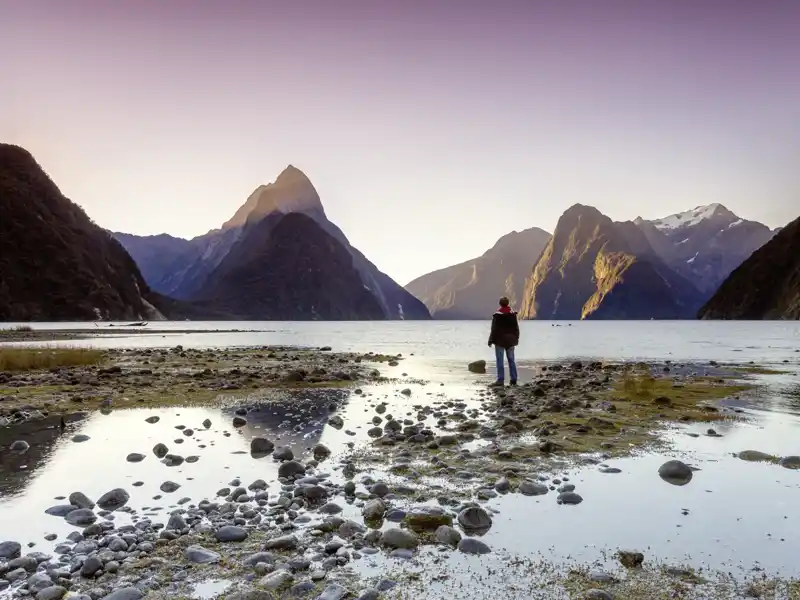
left=634, top=204, right=776, bottom=297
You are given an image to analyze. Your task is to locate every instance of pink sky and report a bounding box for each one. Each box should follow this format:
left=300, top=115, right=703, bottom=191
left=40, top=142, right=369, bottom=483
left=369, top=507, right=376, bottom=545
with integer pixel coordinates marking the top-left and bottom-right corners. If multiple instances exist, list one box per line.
left=2, top=0, right=799, bottom=283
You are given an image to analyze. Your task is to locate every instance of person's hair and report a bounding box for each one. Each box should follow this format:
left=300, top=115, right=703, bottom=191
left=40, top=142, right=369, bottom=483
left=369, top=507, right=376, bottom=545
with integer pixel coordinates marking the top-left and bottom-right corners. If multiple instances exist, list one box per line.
left=499, top=297, right=510, bottom=307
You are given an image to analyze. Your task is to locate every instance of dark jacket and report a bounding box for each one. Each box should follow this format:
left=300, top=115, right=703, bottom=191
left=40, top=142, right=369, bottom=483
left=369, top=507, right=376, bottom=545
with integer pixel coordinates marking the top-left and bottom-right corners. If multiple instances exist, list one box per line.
left=488, top=311, right=519, bottom=348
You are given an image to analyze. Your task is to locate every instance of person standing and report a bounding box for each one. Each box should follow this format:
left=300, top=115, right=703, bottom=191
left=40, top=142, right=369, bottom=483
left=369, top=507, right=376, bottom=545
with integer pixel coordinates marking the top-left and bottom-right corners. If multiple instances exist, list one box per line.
left=487, top=296, right=519, bottom=387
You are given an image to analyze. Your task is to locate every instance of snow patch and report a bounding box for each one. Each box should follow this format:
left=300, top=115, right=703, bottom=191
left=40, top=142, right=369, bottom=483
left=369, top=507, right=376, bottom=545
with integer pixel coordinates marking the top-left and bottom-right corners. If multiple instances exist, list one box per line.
left=651, top=203, right=724, bottom=231
left=728, top=219, right=743, bottom=228
left=677, top=238, right=689, bottom=245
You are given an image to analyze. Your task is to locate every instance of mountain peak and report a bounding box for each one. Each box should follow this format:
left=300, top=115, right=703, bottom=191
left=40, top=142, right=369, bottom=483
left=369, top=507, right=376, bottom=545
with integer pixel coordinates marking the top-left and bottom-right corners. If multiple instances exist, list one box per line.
left=649, top=203, right=737, bottom=231
left=222, top=164, right=324, bottom=230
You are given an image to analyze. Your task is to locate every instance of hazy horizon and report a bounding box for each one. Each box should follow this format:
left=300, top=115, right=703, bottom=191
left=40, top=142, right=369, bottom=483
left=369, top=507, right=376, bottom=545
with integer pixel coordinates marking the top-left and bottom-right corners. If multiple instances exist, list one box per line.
left=2, top=0, right=799, bottom=284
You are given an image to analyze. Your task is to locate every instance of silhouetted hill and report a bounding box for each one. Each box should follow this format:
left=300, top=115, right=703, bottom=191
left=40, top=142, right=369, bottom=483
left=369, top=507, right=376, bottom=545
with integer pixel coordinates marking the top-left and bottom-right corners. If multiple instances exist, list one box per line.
left=634, top=204, right=776, bottom=298
left=520, top=204, right=703, bottom=320
left=698, top=215, right=800, bottom=320
left=0, top=144, right=167, bottom=321
left=114, top=166, right=429, bottom=320
left=405, top=227, right=551, bottom=319
left=195, top=213, right=386, bottom=320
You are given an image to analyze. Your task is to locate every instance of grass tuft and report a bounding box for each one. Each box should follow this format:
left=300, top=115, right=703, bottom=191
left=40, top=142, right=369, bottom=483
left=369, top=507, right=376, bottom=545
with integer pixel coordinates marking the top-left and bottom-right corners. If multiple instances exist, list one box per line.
left=0, top=347, right=104, bottom=371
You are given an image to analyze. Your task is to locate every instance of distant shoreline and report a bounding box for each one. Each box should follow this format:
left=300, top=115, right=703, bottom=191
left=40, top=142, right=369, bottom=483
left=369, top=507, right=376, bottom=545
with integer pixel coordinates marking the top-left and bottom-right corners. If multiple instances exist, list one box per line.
left=0, top=328, right=259, bottom=343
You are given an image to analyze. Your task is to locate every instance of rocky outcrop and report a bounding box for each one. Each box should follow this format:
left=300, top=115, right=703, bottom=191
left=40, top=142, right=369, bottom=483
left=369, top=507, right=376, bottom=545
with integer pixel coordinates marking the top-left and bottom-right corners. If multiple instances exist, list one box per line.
left=520, top=204, right=703, bottom=320
left=405, top=228, right=551, bottom=319
left=115, top=166, right=429, bottom=320
left=0, top=144, right=167, bottom=321
left=698, top=215, right=800, bottom=320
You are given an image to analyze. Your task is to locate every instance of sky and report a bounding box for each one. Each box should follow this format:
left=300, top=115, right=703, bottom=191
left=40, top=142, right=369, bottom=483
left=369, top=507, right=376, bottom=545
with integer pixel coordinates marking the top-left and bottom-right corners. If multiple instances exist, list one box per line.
left=2, top=0, right=799, bottom=285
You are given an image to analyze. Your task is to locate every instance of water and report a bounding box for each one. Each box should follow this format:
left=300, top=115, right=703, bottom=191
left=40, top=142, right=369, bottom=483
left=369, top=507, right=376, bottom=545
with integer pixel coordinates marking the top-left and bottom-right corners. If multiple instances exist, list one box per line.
left=1, top=320, right=800, bottom=594
left=4, top=319, right=800, bottom=363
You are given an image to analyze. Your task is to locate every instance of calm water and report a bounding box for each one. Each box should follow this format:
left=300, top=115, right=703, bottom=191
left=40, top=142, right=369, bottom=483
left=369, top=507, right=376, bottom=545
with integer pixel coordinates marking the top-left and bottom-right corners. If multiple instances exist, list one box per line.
left=1, top=320, right=800, bottom=590
left=4, top=320, right=800, bottom=363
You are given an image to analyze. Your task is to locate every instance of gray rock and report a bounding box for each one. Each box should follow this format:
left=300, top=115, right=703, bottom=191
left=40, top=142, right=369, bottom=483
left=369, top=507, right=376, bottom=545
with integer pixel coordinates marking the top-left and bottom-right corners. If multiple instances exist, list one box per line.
left=317, top=584, right=348, bottom=600
left=327, top=416, right=344, bottom=429
left=557, top=492, right=584, bottom=505
left=27, top=573, right=54, bottom=593
left=379, top=528, right=419, bottom=550
left=434, top=525, right=461, bottom=546
left=370, top=482, right=390, bottom=497
left=581, top=591, right=613, bottom=600
left=362, top=499, right=386, bottom=522
left=185, top=545, right=221, bottom=564
left=162, top=454, right=184, bottom=467
left=278, top=461, right=306, bottom=479
left=10, top=440, right=30, bottom=452
left=81, top=556, right=103, bottom=577
left=243, top=552, right=276, bottom=567
left=0, top=541, right=21, bottom=559
left=159, top=481, right=181, bottom=493
left=494, top=477, right=510, bottom=492
left=779, top=456, right=800, bottom=470
left=145, top=416, right=160, bottom=424
left=99, top=588, right=144, bottom=600
left=468, top=360, right=487, bottom=374
left=233, top=416, right=247, bottom=427
left=457, top=506, right=492, bottom=531
left=46, top=505, right=78, bottom=517
left=5, top=568, right=27, bottom=582
left=313, top=444, right=331, bottom=461
left=216, top=526, right=248, bottom=542
left=72, top=435, right=90, bottom=443
left=658, top=460, right=694, bottom=485
left=153, top=443, right=169, bottom=458
left=264, top=535, right=298, bottom=551
left=125, top=453, right=145, bottom=463
left=273, top=447, right=294, bottom=461
left=737, top=450, right=776, bottom=463
left=96, top=489, right=129, bottom=510
left=339, top=520, right=366, bottom=538
left=36, top=586, right=67, bottom=600
left=458, top=537, right=491, bottom=555
left=519, top=481, right=549, bottom=496
left=259, top=570, right=294, bottom=591
left=65, top=509, right=97, bottom=526
left=357, top=590, right=380, bottom=600
left=250, top=438, right=274, bottom=457
left=68, top=492, right=95, bottom=510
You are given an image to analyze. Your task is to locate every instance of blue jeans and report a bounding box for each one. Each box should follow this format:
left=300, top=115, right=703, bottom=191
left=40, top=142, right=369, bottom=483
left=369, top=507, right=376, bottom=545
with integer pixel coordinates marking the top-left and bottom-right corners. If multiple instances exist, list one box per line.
left=495, top=346, right=517, bottom=382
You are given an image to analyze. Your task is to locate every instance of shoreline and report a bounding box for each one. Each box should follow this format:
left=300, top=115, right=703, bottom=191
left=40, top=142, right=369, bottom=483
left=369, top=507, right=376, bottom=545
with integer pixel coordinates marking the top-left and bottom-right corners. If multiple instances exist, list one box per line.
left=0, top=346, right=798, bottom=599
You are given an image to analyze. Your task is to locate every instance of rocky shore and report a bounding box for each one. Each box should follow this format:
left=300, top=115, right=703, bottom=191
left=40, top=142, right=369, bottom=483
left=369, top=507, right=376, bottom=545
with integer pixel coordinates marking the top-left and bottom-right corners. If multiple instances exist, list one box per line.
left=1, top=349, right=799, bottom=600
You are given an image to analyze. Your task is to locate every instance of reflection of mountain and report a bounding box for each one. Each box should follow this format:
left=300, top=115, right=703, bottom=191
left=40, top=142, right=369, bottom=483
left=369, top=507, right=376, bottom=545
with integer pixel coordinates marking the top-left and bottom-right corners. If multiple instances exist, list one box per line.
left=0, top=413, right=89, bottom=498
left=223, top=389, right=352, bottom=455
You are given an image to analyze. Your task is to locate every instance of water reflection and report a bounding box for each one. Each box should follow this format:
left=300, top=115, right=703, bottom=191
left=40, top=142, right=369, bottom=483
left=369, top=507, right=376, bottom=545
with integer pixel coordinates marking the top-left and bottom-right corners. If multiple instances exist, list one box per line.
left=0, top=412, right=89, bottom=497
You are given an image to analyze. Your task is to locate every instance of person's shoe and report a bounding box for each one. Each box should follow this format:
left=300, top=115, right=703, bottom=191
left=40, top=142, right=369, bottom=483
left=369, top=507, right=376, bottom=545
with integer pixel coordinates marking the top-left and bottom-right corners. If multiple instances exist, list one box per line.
left=489, top=380, right=505, bottom=388
left=509, top=380, right=517, bottom=386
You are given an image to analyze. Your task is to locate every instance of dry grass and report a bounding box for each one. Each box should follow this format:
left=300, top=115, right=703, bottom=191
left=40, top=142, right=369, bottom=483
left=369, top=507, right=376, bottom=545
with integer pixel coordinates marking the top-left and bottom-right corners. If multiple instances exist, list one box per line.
left=0, top=347, right=104, bottom=371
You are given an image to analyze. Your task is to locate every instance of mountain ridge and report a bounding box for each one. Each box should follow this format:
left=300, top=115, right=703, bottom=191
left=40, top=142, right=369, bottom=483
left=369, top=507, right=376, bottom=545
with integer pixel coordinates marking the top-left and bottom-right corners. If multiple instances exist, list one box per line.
left=405, top=227, right=552, bottom=319
left=0, top=144, right=168, bottom=321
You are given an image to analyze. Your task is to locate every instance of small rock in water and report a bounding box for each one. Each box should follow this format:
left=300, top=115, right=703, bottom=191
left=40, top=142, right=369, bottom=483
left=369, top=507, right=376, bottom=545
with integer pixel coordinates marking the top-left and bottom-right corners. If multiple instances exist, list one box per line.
left=557, top=492, right=584, bottom=505
left=10, top=440, right=30, bottom=453
left=658, top=460, right=693, bottom=486
left=126, top=453, right=146, bottom=463
left=313, top=444, right=331, bottom=461
left=273, top=446, right=294, bottom=461
left=457, top=506, right=492, bottom=531
left=160, top=481, right=181, bottom=493
left=380, top=528, right=419, bottom=549
left=96, top=488, right=130, bottom=510
left=278, top=460, right=306, bottom=479
left=435, top=525, right=462, bottom=546
left=233, top=416, right=247, bottom=427
left=162, top=454, right=184, bottom=467
left=65, top=508, right=97, bottom=526
left=779, top=456, right=800, bottom=470
left=145, top=416, right=160, bottom=424
left=250, top=438, right=275, bottom=458
left=202, top=418, right=212, bottom=428
left=72, top=434, right=90, bottom=443
left=468, top=360, right=487, bottom=374
left=736, top=450, right=776, bottom=463
left=519, top=480, right=549, bottom=496
left=458, top=537, right=491, bottom=555
left=0, top=541, right=22, bottom=559
left=153, top=443, right=169, bottom=458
